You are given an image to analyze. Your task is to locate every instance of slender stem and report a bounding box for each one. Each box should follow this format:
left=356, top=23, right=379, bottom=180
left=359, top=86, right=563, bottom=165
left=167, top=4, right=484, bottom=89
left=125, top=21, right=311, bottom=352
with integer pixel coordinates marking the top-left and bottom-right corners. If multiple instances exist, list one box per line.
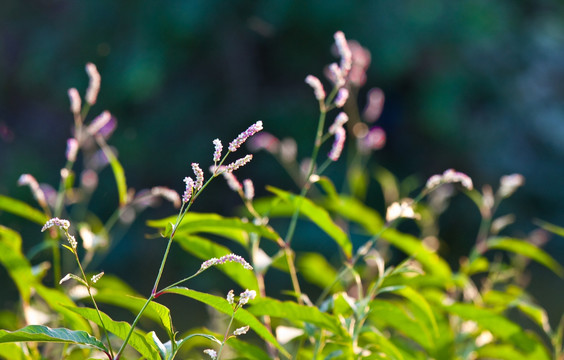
left=217, top=313, right=236, bottom=360
left=113, top=294, right=155, bottom=359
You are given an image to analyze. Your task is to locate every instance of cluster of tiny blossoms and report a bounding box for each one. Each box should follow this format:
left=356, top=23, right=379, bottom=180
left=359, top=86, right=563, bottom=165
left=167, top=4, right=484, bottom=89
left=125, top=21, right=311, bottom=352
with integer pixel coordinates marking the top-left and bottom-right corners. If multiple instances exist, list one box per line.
left=228, top=121, right=263, bottom=152
left=226, top=289, right=257, bottom=308
left=425, top=169, right=474, bottom=192
left=182, top=163, right=204, bottom=203
left=200, top=253, right=253, bottom=272
left=304, top=31, right=353, bottom=162
left=41, top=217, right=77, bottom=249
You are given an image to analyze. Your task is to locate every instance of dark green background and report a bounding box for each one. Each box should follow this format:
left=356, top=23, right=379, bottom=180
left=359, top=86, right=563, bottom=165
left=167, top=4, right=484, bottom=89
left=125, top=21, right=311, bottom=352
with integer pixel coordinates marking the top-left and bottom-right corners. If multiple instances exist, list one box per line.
left=1, top=0, right=563, bottom=331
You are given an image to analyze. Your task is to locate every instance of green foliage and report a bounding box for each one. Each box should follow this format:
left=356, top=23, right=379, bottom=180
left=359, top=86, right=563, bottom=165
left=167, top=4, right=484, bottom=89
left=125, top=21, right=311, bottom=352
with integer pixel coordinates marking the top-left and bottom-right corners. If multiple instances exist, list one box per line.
left=0, top=32, right=562, bottom=360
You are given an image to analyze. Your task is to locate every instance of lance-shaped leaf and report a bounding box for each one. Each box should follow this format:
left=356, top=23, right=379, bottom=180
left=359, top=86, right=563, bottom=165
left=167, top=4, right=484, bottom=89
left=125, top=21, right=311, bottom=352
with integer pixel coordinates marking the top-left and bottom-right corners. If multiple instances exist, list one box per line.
left=98, top=137, right=128, bottom=207
left=147, top=212, right=281, bottom=246
left=248, top=297, right=348, bottom=338
left=486, top=237, right=564, bottom=277
left=64, top=305, right=160, bottom=360
left=0, top=226, right=35, bottom=301
left=163, top=287, right=290, bottom=359
left=0, top=195, right=48, bottom=225
left=267, top=186, right=352, bottom=259
left=0, top=325, right=107, bottom=353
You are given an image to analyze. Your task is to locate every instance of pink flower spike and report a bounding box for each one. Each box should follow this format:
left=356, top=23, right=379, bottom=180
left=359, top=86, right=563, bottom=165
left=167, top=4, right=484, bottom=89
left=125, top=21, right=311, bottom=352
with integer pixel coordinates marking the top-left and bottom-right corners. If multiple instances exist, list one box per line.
left=67, top=88, right=81, bottom=115
left=334, top=88, right=349, bottom=108
left=182, top=177, right=195, bottom=203
left=305, top=75, right=326, bottom=101
left=327, top=63, right=345, bottom=87
left=222, top=171, right=242, bottom=192
left=212, top=139, right=222, bottom=162
left=66, top=138, right=79, bottom=162
left=363, top=88, right=385, bottom=123
left=18, top=174, right=48, bottom=209
left=229, top=121, right=264, bottom=152
left=243, top=179, right=254, bottom=200
left=328, top=127, right=346, bottom=161
left=329, top=112, right=349, bottom=134
left=42, top=217, right=71, bottom=232
left=334, top=31, right=352, bottom=75
left=87, top=111, right=112, bottom=136
left=226, top=154, right=253, bottom=172
left=192, top=163, right=204, bottom=190
left=85, top=63, right=101, bottom=105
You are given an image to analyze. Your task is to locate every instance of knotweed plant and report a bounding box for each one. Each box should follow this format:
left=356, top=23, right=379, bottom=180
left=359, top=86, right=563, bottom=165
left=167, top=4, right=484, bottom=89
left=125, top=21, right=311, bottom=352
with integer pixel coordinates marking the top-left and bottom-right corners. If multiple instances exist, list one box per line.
left=0, top=32, right=563, bottom=360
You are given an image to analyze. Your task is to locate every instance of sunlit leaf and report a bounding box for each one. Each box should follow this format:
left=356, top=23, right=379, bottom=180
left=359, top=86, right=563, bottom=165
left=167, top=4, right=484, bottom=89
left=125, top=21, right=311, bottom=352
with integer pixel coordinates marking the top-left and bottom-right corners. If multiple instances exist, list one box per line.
left=147, top=212, right=281, bottom=246
left=534, top=219, right=564, bottom=238
left=381, top=229, right=452, bottom=282
left=0, top=195, right=48, bottom=225
left=487, top=237, right=564, bottom=277
left=98, top=138, right=128, bottom=207
left=0, top=342, right=29, bottom=360
left=35, top=285, right=91, bottom=332
left=64, top=305, right=160, bottom=360
left=163, top=287, right=290, bottom=358
left=297, top=252, right=342, bottom=292
left=444, top=303, right=551, bottom=359
left=267, top=186, right=352, bottom=258
left=0, top=325, right=107, bottom=353
left=248, top=297, right=347, bottom=338
left=0, top=226, right=35, bottom=301
left=174, top=234, right=258, bottom=290
left=393, top=286, right=439, bottom=337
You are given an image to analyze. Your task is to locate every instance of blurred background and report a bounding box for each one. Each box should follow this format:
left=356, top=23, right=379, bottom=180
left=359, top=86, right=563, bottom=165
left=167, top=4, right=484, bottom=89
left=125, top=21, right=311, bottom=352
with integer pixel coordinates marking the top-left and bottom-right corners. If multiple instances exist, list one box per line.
left=1, top=0, right=564, bottom=334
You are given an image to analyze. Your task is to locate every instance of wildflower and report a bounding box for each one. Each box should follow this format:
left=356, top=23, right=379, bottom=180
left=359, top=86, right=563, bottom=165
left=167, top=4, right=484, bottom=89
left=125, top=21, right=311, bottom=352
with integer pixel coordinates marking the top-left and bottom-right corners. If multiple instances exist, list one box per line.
left=66, top=234, right=78, bottom=249
left=386, top=200, right=420, bottom=223
left=425, top=169, right=473, bottom=191
left=238, top=289, right=256, bottom=306
left=328, top=127, right=346, bottom=161
left=498, top=173, right=525, bottom=198
left=212, top=139, right=223, bottom=162
left=243, top=179, right=254, bottom=200
left=203, top=349, right=217, bottom=359
left=85, top=62, right=101, bottom=105
left=226, top=154, right=253, bottom=172
left=247, top=132, right=280, bottom=153
left=182, top=177, right=194, bottom=203
left=358, top=126, right=386, bottom=153
left=18, top=174, right=48, bottom=209
left=191, top=163, right=204, bottom=190
left=59, top=273, right=81, bottom=285
left=347, top=40, right=372, bottom=87
left=87, top=111, right=112, bottom=136
left=150, top=186, right=181, bottom=208
left=67, top=88, right=81, bottom=115
left=334, top=88, right=349, bottom=108
left=66, top=138, right=79, bottom=162
left=334, top=31, right=352, bottom=74
left=42, top=217, right=71, bottom=232
left=222, top=171, right=242, bottom=192
left=200, top=253, right=253, bottom=271
left=327, top=63, right=345, bottom=87
left=233, top=325, right=250, bottom=336
left=279, top=138, right=297, bottom=163
left=226, top=290, right=235, bottom=304
left=91, top=272, right=104, bottom=284
left=363, top=88, right=385, bottom=123
left=305, top=75, right=325, bottom=101
left=229, top=121, right=263, bottom=152
left=329, top=112, right=349, bottom=134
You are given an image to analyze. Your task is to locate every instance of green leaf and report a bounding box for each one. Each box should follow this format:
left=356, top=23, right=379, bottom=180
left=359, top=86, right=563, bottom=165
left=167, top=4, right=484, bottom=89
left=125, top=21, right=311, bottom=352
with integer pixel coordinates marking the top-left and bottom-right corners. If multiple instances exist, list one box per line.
left=444, top=303, right=551, bottom=359
left=147, top=212, right=281, bottom=246
left=515, top=300, right=551, bottom=333
left=534, top=219, right=564, bottom=238
left=486, top=237, right=564, bottom=277
left=0, top=195, right=48, bottom=225
left=163, top=287, right=290, bottom=359
left=225, top=336, right=272, bottom=360
left=267, top=186, right=352, bottom=259
left=393, top=286, right=439, bottom=337
left=381, top=229, right=452, bottom=282
left=34, top=284, right=91, bottom=332
left=174, top=234, right=258, bottom=290
left=64, top=305, right=161, bottom=360
left=476, top=344, right=532, bottom=360
left=98, top=139, right=128, bottom=207
left=368, top=299, right=434, bottom=351
left=93, top=293, right=174, bottom=340
left=0, top=226, right=35, bottom=301
left=297, top=252, right=343, bottom=292
left=248, top=297, right=347, bottom=338
left=324, top=195, right=385, bottom=234
left=0, top=342, right=29, bottom=360
left=0, top=325, right=107, bottom=353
